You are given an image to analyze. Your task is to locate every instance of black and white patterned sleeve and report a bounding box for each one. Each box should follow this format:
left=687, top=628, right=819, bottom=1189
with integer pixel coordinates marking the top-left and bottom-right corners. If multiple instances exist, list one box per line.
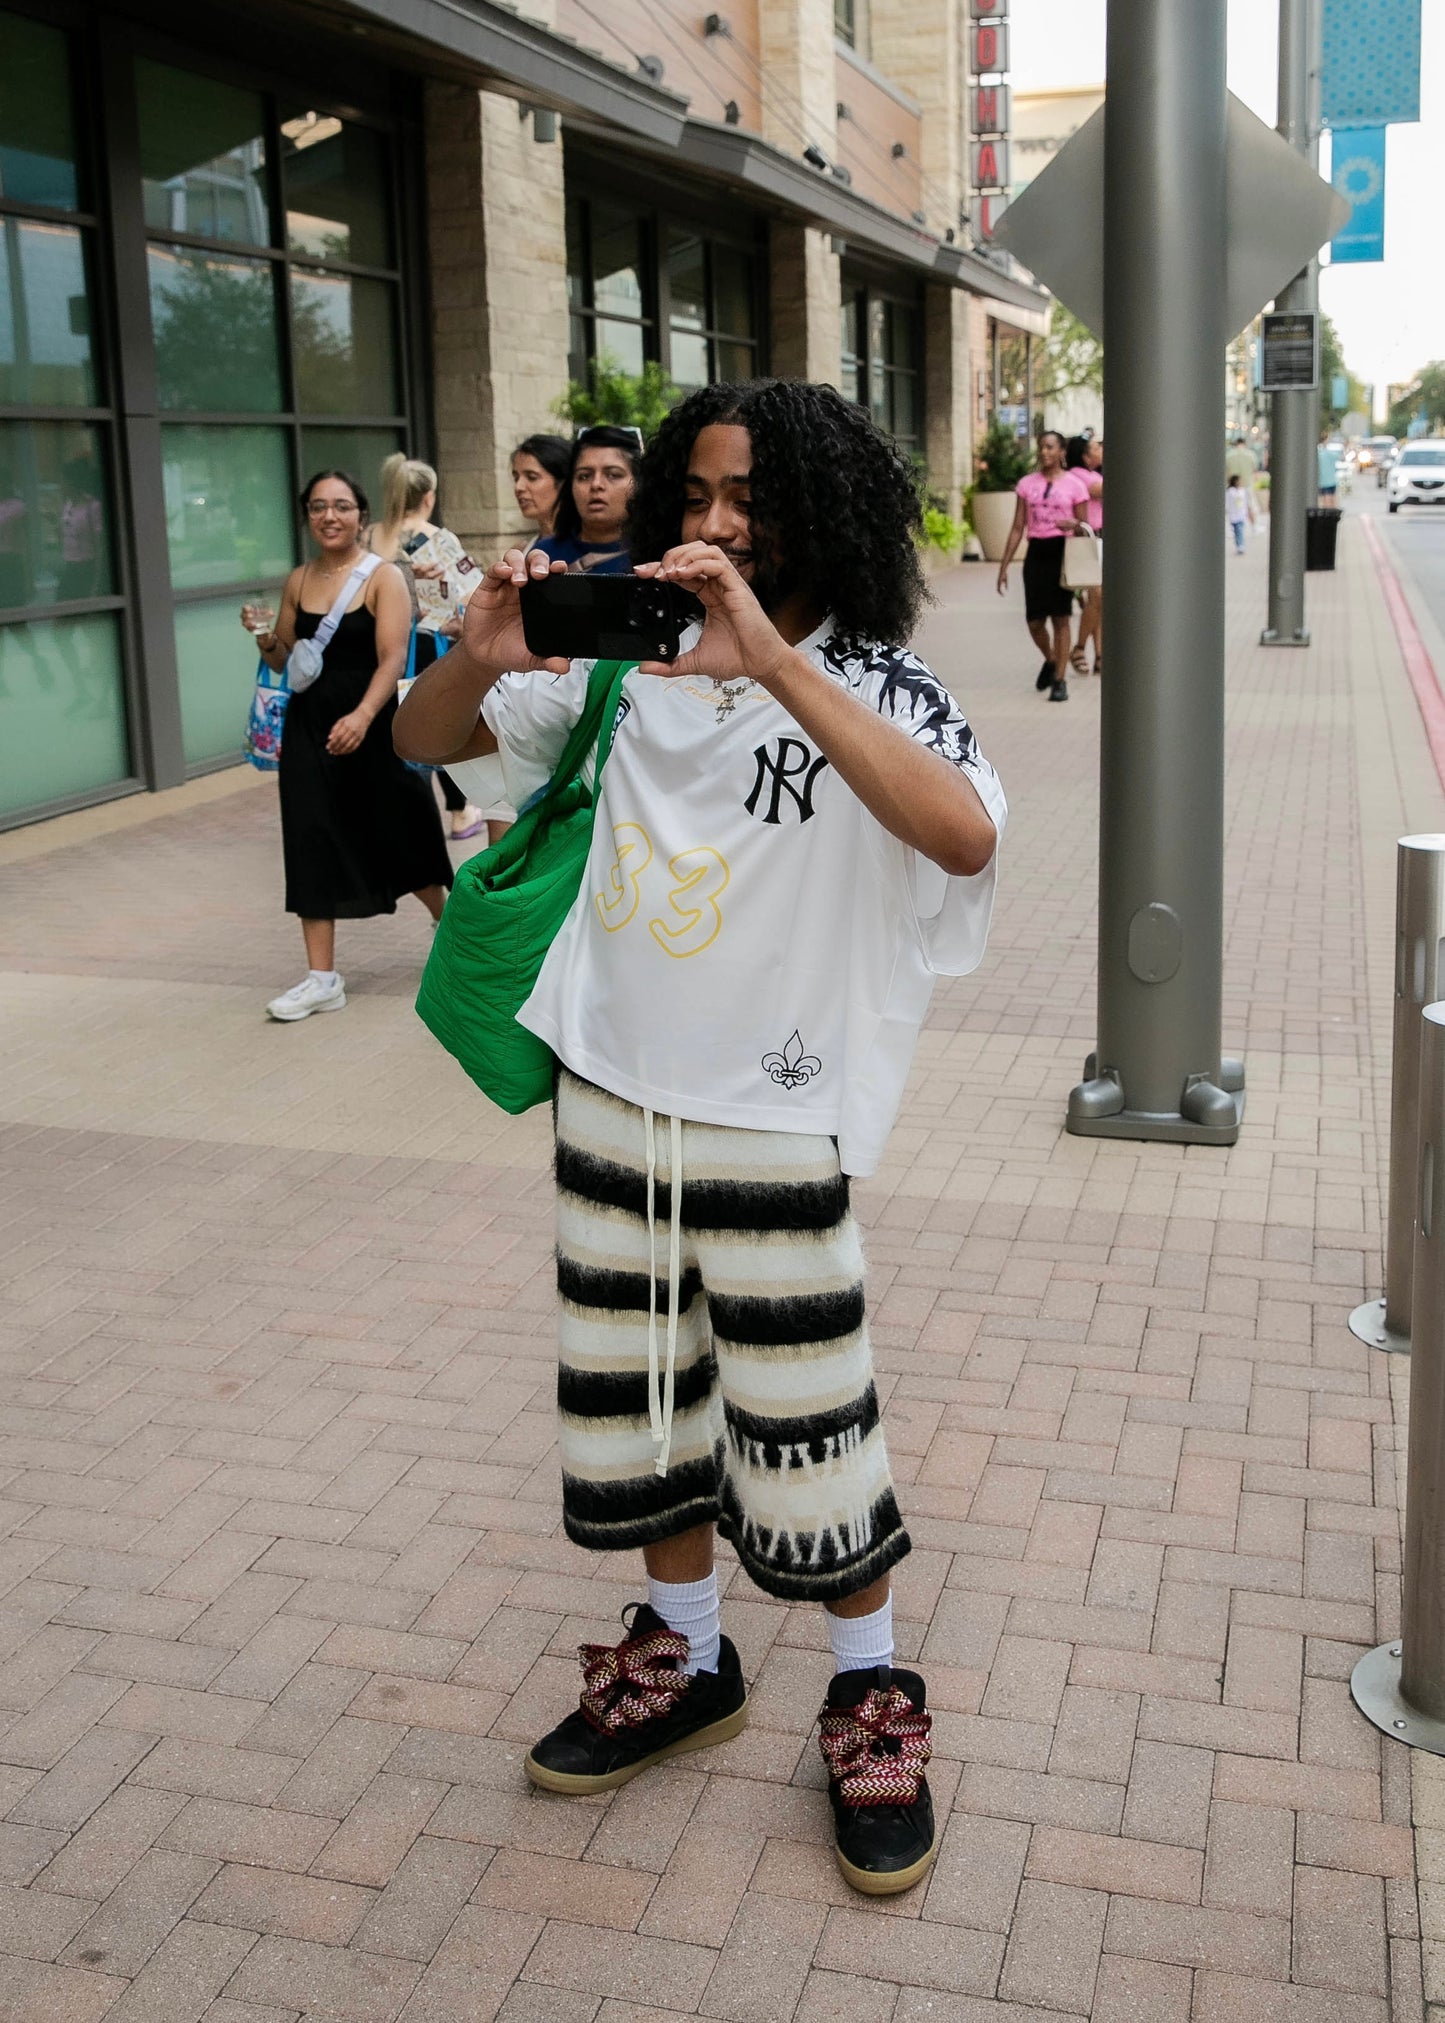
left=823, top=636, right=983, bottom=770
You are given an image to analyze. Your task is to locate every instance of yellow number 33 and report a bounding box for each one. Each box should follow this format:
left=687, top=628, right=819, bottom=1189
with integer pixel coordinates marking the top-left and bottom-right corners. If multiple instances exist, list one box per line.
left=594, top=825, right=729, bottom=960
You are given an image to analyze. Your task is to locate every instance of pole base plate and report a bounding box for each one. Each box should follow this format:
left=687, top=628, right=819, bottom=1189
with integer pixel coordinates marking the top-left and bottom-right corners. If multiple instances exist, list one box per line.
left=1065, top=1107, right=1240, bottom=1145
left=1348, top=1298, right=1409, bottom=1354
left=1351, top=1641, right=1445, bottom=1755
left=1260, top=628, right=1311, bottom=647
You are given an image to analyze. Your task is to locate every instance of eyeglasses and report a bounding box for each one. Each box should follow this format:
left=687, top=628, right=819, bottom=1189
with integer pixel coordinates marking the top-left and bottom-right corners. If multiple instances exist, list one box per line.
left=305, top=499, right=360, bottom=517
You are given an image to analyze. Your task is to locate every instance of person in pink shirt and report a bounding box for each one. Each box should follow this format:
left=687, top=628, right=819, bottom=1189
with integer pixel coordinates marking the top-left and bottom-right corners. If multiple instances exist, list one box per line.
left=995, top=430, right=1092, bottom=702
left=1066, top=435, right=1104, bottom=677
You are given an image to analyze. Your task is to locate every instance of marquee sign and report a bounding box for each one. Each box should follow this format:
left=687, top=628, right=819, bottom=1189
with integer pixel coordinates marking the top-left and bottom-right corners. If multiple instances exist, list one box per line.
left=970, top=15, right=1010, bottom=240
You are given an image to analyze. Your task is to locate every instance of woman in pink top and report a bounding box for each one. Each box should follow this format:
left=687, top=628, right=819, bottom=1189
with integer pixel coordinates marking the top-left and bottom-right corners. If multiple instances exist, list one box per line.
left=996, top=431, right=1092, bottom=702
left=1066, top=435, right=1104, bottom=677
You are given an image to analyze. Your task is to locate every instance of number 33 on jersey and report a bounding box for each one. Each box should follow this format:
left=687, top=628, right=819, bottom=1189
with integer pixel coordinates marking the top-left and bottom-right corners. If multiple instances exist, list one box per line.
left=594, top=821, right=730, bottom=960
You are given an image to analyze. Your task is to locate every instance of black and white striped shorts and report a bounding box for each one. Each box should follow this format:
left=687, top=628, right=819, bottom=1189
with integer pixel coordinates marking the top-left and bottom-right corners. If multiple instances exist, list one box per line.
left=552, top=1069, right=910, bottom=1603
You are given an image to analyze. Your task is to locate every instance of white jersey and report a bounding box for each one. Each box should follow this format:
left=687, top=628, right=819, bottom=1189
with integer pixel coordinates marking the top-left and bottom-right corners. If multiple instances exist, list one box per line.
left=474, top=620, right=1006, bottom=1177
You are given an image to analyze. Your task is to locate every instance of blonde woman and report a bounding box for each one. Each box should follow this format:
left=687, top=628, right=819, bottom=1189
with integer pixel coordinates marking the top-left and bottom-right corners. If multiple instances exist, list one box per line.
left=370, top=455, right=494, bottom=841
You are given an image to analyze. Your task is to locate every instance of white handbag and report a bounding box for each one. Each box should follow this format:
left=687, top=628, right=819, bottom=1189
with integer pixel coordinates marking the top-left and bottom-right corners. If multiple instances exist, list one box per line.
left=287, top=552, right=382, bottom=692
left=1062, top=529, right=1102, bottom=590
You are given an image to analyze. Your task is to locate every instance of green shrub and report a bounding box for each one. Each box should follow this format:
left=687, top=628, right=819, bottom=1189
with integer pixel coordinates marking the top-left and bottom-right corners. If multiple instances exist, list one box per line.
left=975, top=413, right=1031, bottom=492
left=552, top=354, right=681, bottom=437
left=920, top=504, right=965, bottom=555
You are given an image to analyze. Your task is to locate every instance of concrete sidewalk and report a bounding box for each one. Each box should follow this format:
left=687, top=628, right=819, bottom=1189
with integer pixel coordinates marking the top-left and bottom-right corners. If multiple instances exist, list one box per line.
left=0, top=515, right=1440, bottom=2023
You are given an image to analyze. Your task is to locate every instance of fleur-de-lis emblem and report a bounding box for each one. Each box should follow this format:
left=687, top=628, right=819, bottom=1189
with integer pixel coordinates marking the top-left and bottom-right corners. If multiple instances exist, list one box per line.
left=761, top=1030, right=822, bottom=1089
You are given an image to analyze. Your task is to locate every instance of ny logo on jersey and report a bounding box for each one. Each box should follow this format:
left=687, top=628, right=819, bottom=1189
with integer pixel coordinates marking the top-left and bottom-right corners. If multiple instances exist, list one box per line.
left=744, top=737, right=829, bottom=825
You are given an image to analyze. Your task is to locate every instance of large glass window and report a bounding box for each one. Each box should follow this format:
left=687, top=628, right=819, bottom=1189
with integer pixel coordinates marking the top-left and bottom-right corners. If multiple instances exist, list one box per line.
left=137, top=63, right=268, bottom=245
left=841, top=281, right=921, bottom=452
left=0, top=15, right=79, bottom=210
left=0, top=614, right=130, bottom=811
left=290, top=269, right=397, bottom=414
left=567, top=187, right=761, bottom=393
left=0, top=9, right=130, bottom=821
left=161, top=426, right=291, bottom=591
left=282, top=113, right=391, bottom=267
left=148, top=246, right=282, bottom=411
left=0, top=421, right=112, bottom=610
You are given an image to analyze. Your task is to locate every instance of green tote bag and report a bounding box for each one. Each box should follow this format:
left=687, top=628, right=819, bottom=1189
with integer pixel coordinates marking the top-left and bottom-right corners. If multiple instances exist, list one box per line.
left=415, top=658, right=632, bottom=1115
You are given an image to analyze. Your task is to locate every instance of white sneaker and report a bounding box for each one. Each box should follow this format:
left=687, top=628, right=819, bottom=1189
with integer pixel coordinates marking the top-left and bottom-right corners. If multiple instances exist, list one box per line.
left=265, top=974, right=347, bottom=1022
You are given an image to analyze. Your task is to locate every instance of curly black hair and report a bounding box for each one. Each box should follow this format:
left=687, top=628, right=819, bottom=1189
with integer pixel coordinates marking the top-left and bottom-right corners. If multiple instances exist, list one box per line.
left=627, top=380, right=928, bottom=646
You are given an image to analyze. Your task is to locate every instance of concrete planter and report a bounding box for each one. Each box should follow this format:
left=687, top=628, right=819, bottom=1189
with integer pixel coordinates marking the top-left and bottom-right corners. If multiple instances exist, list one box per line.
left=971, top=488, right=1017, bottom=562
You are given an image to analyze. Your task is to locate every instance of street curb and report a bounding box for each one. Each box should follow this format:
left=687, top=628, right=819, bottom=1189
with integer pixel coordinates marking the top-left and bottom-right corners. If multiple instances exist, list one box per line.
left=1362, top=515, right=1445, bottom=796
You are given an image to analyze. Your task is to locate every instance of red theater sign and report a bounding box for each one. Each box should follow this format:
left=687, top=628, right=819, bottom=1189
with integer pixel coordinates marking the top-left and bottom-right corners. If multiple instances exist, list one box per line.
left=970, top=15, right=1010, bottom=238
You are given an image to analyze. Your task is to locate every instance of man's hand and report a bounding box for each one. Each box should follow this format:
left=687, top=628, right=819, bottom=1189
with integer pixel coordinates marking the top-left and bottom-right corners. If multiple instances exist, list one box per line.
left=456, top=549, right=572, bottom=678
left=634, top=545, right=789, bottom=687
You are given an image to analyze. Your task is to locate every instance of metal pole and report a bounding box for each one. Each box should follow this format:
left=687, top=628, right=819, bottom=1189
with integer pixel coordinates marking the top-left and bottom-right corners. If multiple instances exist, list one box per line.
left=1352, top=1001, right=1445, bottom=1755
left=1262, top=0, right=1321, bottom=647
left=1066, top=0, right=1240, bottom=1144
left=1351, top=836, right=1445, bottom=1352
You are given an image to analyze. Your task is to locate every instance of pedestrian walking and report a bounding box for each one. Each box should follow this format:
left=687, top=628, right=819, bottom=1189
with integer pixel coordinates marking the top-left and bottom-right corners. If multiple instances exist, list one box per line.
left=369, top=453, right=486, bottom=841
left=397, top=379, right=1005, bottom=1897
left=995, top=430, right=1092, bottom=701
left=1065, top=433, right=1104, bottom=677
left=1225, top=471, right=1255, bottom=555
left=511, top=433, right=572, bottom=545
left=532, top=424, right=641, bottom=574
left=241, top=469, right=453, bottom=1022
left=1318, top=432, right=1341, bottom=508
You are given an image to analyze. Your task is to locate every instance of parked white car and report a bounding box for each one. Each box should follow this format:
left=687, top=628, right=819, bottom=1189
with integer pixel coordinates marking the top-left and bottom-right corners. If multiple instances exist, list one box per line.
left=1388, top=443, right=1445, bottom=511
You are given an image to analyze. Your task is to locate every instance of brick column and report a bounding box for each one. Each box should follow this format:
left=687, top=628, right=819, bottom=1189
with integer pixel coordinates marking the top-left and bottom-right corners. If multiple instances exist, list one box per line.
left=757, top=0, right=838, bottom=150
left=923, top=282, right=973, bottom=520
left=769, top=220, right=842, bottom=389
left=424, top=81, right=570, bottom=556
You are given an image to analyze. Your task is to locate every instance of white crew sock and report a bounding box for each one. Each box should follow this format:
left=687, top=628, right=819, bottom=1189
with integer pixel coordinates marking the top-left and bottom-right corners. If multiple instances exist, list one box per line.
left=826, top=1596, right=894, bottom=1675
left=647, top=1571, right=720, bottom=1676
left=308, top=969, right=339, bottom=990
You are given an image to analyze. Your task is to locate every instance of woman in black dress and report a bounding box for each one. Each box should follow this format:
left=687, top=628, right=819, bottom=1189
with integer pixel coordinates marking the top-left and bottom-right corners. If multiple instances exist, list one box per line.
left=241, top=469, right=453, bottom=1021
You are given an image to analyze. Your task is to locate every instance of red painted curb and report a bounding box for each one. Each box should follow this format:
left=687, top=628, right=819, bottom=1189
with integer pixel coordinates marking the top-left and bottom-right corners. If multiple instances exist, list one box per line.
left=1362, top=515, right=1445, bottom=794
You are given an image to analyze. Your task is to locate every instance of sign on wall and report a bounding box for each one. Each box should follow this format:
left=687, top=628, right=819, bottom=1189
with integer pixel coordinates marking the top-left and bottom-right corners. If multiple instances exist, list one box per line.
left=970, top=15, right=1010, bottom=241
left=971, top=22, right=1009, bottom=75
left=1329, top=125, right=1387, bottom=263
left=1322, top=0, right=1421, bottom=126
left=1259, top=310, right=1320, bottom=392
left=970, top=0, right=1006, bottom=16
left=972, top=140, right=1010, bottom=190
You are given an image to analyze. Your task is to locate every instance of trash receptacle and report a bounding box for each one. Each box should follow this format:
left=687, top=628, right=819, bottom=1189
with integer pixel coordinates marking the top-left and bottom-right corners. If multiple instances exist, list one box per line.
left=1306, top=506, right=1342, bottom=571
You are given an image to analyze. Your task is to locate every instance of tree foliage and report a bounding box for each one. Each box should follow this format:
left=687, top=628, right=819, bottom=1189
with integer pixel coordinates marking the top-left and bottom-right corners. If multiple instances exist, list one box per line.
left=1035, top=300, right=1104, bottom=405
left=974, top=413, right=1032, bottom=493
left=1319, top=312, right=1368, bottom=426
left=1388, top=363, right=1445, bottom=436
left=553, top=354, right=681, bottom=437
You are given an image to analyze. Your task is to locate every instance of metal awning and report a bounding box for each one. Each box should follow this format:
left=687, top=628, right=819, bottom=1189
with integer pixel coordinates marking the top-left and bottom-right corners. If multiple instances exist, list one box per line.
left=569, top=111, right=1049, bottom=303
left=308, top=0, right=690, bottom=145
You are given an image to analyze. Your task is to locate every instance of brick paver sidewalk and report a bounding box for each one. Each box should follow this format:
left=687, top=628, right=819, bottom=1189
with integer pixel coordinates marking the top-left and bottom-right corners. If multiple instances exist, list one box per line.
left=1, top=514, right=1439, bottom=2022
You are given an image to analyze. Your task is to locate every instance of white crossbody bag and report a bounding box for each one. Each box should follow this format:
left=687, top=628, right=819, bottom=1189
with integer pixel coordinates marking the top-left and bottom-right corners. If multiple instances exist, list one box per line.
left=287, top=552, right=382, bottom=693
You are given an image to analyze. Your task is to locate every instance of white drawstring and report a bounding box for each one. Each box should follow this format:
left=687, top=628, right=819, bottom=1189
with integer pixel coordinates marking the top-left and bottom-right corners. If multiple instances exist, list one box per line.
left=642, top=1106, right=684, bottom=1477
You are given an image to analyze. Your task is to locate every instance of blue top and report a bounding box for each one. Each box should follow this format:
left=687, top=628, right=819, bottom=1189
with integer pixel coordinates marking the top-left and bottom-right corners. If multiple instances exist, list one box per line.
left=1317, top=444, right=1341, bottom=489
left=533, top=533, right=631, bottom=575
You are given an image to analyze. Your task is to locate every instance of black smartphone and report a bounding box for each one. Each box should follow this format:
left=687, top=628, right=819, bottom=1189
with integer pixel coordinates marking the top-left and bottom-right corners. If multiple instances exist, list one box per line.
left=519, top=573, right=704, bottom=663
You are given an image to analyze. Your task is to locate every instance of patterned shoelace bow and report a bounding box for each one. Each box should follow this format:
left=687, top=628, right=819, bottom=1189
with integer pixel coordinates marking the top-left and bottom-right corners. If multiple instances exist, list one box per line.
left=818, top=1685, right=933, bottom=1806
left=578, top=1624, right=691, bottom=1734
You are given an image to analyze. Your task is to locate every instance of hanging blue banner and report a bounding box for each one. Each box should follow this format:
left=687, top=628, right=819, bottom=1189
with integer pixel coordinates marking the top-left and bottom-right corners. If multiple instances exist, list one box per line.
left=1322, top=0, right=1421, bottom=126
left=1330, top=126, right=1387, bottom=264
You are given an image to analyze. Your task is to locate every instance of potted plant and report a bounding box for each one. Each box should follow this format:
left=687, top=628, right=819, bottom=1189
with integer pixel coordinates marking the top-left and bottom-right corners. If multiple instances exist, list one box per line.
left=971, top=414, right=1031, bottom=561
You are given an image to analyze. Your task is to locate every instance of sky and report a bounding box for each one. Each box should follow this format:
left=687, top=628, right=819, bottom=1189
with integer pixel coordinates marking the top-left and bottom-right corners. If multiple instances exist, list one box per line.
left=1009, top=0, right=1444, bottom=412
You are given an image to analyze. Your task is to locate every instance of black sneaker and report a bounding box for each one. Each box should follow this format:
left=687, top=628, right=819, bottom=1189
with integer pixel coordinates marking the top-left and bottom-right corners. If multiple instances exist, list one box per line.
left=524, top=1604, right=748, bottom=1795
left=1049, top=679, right=1069, bottom=702
left=1036, top=661, right=1055, bottom=691
left=819, top=1664, right=937, bottom=1896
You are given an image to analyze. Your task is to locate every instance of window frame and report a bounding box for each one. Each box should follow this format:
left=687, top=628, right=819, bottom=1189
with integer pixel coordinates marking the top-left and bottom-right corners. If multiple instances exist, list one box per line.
left=840, top=271, right=924, bottom=454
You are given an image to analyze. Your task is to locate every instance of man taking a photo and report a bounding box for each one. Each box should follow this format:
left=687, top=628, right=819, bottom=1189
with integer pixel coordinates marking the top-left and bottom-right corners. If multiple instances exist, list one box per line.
left=397, top=379, right=1004, bottom=1895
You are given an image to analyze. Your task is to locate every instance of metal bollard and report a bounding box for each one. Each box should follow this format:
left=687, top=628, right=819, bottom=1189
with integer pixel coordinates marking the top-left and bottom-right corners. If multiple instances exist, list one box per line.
left=1350, top=835, right=1445, bottom=1353
left=1352, top=1000, right=1445, bottom=1754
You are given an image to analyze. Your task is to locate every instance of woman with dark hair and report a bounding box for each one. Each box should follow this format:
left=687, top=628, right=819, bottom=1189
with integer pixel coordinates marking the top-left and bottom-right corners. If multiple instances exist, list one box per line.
left=240, top=469, right=452, bottom=1021
left=1065, top=433, right=1104, bottom=676
left=397, top=380, right=1005, bottom=1899
left=511, top=433, right=572, bottom=543
left=995, top=428, right=1092, bottom=702
left=533, top=424, right=640, bottom=574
